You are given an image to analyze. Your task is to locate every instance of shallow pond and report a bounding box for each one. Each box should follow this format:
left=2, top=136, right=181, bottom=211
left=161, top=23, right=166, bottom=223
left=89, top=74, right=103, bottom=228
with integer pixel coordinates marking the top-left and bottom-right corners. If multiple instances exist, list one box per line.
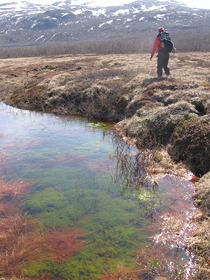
left=0, top=102, right=196, bottom=279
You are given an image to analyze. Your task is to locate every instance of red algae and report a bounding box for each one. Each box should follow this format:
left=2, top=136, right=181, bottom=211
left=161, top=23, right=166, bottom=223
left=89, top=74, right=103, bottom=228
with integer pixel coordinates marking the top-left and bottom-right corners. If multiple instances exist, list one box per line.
left=0, top=176, right=87, bottom=278
left=39, top=227, right=86, bottom=263
left=0, top=178, right=31, bottom=199
left=0, top=214, right=39, bottom=277
left=100, top=263, right=140, bottom=280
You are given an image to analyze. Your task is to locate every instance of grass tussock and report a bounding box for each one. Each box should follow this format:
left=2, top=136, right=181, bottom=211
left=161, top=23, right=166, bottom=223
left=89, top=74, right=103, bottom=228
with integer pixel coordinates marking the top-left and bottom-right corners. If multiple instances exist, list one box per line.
left=169, top=116, right=210, bottom=176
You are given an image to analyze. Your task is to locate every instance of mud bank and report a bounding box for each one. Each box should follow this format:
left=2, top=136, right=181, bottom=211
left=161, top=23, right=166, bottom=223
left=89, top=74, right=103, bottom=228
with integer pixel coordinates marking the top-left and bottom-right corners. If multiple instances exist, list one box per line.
left=0, top=53, right=210, bottom=278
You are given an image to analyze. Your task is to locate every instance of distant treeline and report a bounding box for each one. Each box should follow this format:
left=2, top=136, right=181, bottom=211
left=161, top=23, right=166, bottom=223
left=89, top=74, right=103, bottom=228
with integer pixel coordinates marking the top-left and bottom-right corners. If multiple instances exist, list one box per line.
left=0, top=38, right=151, bottom=58
left=0, top=34, right=209, bottom=58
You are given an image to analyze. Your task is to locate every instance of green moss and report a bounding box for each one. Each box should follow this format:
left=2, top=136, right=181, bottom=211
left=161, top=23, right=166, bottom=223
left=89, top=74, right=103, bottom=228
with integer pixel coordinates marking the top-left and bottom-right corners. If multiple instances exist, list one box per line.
left=153, top=151, right=164, bottom=163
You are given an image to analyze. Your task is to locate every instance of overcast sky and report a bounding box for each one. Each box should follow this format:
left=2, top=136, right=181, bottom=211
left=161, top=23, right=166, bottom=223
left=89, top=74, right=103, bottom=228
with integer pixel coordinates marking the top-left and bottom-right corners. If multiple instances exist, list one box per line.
left=0, top=0, right=210, bottom=9
left=178, top=0, right=210, bottom=9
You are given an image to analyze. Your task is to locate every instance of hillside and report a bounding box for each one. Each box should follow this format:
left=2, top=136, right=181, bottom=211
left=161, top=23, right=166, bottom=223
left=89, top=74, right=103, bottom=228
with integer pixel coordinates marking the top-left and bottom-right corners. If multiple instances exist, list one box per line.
left=0, top=0, right=210, bottom=49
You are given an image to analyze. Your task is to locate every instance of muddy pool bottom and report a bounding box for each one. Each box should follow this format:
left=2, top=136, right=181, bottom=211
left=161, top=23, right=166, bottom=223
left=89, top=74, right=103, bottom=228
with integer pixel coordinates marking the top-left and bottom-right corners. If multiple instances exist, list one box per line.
left=0, top=102, right=197, bottom=279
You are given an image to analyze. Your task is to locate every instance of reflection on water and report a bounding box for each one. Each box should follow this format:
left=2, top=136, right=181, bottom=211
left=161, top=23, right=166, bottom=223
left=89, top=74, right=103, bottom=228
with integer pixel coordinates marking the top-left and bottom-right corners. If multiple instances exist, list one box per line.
left=0, top=102, right=197, bottom=279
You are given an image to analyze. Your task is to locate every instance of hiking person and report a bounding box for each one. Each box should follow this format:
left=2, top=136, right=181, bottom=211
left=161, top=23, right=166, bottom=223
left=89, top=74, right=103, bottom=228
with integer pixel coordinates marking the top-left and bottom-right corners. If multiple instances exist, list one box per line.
left=150, top=27, right=175, bottom=78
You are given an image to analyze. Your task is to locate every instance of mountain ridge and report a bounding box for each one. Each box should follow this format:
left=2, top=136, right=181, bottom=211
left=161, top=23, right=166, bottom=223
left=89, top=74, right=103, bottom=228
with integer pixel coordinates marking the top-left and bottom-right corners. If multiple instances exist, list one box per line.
left=0, top=0, right=210, bottom=47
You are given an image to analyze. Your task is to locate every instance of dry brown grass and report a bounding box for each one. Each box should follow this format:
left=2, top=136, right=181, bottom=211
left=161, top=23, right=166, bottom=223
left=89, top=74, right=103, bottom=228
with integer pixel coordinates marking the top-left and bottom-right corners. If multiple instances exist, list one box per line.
left=0, top=52, right=209, bottom=112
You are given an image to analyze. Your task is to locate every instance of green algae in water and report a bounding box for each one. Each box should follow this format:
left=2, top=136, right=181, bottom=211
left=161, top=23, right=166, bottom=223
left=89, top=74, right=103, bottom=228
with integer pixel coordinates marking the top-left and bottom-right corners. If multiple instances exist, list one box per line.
left=24, top=224, right=148, bottom=279
left=1, top=103, right=152, bottom=278
left=0, top=102, right=195, bottom=279
left=23, top=181, right=150, bottom=278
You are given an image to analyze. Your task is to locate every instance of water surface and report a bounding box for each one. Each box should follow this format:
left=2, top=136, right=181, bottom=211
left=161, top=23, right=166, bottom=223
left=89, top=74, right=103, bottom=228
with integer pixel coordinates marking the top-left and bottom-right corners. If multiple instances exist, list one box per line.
left=0, top=102, right=196, bottom=279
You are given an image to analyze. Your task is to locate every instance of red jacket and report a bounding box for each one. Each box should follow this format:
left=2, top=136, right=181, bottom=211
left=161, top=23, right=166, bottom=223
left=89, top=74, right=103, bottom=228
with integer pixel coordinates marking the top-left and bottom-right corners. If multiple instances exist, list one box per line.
left=151, top=35, right=162, bottom=56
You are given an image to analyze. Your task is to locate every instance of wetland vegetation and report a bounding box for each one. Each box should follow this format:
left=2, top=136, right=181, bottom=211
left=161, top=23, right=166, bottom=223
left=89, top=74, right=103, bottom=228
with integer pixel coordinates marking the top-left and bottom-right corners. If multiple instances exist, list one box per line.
left=0, top=52, right=210, bottom=279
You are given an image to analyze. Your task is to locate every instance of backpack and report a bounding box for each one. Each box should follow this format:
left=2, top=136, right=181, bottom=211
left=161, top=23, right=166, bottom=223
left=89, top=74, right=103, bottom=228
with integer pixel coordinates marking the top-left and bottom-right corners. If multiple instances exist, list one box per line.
left=159, top=31, right=175, bottom=53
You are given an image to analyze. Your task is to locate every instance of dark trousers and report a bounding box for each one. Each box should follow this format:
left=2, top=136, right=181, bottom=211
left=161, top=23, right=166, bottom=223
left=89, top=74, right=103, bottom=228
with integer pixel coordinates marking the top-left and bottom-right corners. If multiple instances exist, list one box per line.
left=157, top=53, right=170, bottom=77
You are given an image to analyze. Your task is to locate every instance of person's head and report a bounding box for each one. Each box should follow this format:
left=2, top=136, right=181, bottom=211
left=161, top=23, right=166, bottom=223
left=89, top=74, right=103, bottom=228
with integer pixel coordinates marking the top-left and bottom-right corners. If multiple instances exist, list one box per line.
left=158, top=27, right=164, bottom=34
